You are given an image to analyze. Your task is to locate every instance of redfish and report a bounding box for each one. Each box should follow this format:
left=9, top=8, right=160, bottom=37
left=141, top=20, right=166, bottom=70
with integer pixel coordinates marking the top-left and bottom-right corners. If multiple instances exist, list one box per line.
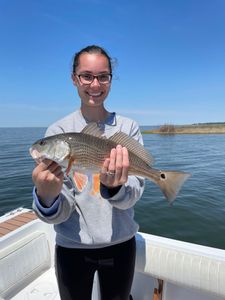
left=30, top=123, right=190, bottom=203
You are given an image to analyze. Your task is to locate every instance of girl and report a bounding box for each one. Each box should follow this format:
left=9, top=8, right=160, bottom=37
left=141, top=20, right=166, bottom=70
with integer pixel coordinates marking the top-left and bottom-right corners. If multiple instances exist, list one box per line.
left=32, top=45, right=144, bottom=300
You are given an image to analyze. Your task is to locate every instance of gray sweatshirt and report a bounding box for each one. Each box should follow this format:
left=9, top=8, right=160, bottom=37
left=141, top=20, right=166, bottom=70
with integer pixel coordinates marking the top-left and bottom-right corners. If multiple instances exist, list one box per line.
left=33, top=110, right=145, bottom=248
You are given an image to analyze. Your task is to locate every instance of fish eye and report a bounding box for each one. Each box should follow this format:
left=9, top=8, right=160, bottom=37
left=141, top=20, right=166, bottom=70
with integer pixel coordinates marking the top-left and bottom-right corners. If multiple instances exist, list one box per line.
left=39, top=140, right=46, bottom=146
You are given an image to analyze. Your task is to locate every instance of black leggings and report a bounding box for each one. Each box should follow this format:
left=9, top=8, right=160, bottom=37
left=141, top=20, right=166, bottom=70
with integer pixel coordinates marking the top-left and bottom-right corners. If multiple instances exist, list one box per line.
left=55, top=237, right=136, bottom=300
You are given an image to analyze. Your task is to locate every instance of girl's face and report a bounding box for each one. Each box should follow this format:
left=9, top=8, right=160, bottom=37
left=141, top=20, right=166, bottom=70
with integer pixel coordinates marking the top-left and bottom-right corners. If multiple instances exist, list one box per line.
left=72, top=53, right=111, bottom=108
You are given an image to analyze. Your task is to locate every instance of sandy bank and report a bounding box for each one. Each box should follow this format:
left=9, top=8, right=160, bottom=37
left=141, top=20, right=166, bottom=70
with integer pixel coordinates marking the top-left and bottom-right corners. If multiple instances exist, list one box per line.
left=142, top=124, right=225, bottom=134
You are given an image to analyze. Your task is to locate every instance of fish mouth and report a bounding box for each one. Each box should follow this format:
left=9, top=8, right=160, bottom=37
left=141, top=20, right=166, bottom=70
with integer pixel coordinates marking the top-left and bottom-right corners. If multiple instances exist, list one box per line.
left=29, top=148, right=46, bottom=163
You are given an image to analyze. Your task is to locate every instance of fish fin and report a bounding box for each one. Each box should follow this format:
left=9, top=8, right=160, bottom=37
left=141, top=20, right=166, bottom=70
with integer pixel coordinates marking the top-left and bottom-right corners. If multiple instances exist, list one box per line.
left=89, top=173, right=100, bottom=196
left=66, top=158, right=74, bottom=176
left=72, top=172, right=89, bottom=193
left=155, top=171, right=191, bottom=203
left=81, top=123, right=105, bottom=138
left=110, top=131, right=154, bottom=165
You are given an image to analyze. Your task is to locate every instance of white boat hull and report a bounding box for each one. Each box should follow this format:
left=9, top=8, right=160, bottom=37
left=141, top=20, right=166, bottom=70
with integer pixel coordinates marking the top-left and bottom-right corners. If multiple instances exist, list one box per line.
left=0, top=208, right=225, bottom=300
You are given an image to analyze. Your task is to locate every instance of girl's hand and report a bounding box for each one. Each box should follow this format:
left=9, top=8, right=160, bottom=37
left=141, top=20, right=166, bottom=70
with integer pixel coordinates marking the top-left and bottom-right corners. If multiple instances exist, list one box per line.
left=32, top=159, right=64, bottom=206
left=100, top=145, right=129, bottom=188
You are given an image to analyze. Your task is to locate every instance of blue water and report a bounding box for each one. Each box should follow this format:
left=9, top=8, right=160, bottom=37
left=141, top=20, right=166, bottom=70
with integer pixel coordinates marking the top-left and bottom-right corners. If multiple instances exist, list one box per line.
left=0, top=128, right=225, bottom=249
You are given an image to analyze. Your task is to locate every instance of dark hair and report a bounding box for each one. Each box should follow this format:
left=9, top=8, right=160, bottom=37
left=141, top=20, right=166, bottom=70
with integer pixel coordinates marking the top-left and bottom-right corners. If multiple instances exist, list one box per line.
left=72, top=45, right=113, bottom=74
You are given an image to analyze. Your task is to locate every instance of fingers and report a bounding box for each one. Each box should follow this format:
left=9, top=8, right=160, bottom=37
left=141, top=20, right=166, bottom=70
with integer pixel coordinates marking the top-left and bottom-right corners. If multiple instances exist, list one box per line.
left=100, top=158, right=110, bottom=183
left=35, top=159, right=61, bottom=175
left=114, top=145, right=123, bottom=181
left=38, top=159, right=57, bottom=171
left=120, top=147, right=129, bottom=182
left=32, top=159, right=63, bottom=185
left=32, top=159, right=64, bottom=203
left=108, top=148, right=116, bottom=174
left=100, top=145, right=129, bottom=187
left=47, top=161, right=63, bottom=176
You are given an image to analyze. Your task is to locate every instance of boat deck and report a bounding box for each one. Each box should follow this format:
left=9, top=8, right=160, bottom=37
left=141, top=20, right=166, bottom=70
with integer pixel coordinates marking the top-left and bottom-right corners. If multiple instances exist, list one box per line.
left=10, top=268, right=60, bottom=300
left=0, top=211, right=37, bottom=237
left=1, top=208, right=225, bottom=300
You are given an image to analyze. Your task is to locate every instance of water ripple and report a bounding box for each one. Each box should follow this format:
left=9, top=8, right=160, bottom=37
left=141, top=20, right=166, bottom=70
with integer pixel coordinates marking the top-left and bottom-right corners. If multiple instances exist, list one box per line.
left=1, top=128, right=225, bottom=249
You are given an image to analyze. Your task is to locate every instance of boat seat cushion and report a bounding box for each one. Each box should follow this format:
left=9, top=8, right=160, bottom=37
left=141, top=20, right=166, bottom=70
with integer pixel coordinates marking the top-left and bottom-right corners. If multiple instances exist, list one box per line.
left=0, top=232, right=51, bottom=299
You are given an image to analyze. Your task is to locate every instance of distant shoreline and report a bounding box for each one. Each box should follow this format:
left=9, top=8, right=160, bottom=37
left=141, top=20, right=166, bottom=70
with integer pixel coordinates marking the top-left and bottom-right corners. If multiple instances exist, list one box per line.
left=142, top=123, right=225, bottom=134
left=1, top=123, right=225, bottom=134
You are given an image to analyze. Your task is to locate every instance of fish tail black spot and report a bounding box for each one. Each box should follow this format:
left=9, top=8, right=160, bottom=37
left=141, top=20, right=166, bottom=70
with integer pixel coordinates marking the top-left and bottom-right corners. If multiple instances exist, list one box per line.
left=160, top=173, right=166, bottom=179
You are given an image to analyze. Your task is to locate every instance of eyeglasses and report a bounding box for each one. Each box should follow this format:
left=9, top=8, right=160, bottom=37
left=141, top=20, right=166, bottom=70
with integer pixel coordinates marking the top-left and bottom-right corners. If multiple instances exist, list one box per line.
left=76, top=73, right=112, bottom=85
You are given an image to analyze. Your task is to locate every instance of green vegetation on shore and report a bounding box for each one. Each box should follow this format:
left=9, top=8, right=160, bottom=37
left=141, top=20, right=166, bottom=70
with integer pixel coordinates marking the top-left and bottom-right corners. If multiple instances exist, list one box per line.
left=142, top=123, right=225, bottom=134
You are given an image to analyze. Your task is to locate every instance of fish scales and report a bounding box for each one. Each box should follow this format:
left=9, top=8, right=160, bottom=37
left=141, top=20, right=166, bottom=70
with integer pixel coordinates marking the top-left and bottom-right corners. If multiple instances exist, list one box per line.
left=72, top=133, right=149, bottom=174
left=69, top=133, right=114, bottom=169
left=30, top=123, right=190, bottom=203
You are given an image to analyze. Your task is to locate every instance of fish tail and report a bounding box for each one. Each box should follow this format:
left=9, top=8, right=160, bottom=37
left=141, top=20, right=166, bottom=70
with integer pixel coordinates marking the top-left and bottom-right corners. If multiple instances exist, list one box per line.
left=147, top=170, right=191, bottom=203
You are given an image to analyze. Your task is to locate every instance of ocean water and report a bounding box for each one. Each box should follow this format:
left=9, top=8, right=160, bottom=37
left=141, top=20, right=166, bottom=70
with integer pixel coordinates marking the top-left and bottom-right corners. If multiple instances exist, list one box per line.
left=0, top=128, right=225, bottom=249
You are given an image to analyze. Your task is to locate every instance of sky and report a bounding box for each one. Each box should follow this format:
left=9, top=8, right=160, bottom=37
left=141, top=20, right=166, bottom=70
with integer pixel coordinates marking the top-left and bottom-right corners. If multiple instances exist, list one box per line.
left=0, top=0, right=225, bottom=127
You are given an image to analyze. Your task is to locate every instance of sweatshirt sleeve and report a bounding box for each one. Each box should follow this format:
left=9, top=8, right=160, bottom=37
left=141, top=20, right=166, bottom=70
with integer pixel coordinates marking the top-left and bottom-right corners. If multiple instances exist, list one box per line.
left=32, top=124, right=77, bottom=224
left=100, top=120, right=145, bottom=209
left=100, top=176, right=145, bottom=209
left=33, top=176, right=77, bottom=224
